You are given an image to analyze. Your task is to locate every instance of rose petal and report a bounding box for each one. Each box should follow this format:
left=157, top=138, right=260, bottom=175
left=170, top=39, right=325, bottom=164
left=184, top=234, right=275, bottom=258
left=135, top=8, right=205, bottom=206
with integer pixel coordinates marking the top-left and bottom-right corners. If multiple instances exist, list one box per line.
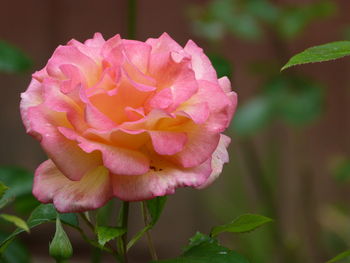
left=149, top=131, right=187, bottom=155
left=101, top=34, right=122, bottom=62
left=122, top=39, right=152, bottom=73
left=167, top=123, right=221, bottom=168
left=26, top=105, right=102, bottom=181
left=68, top=36, right=103, bottom=63
left=147, top=33, right=183, bottom=76
left=84, top=32, right=105, bottom=48
left=42, top=78, right=87, bottom=132
left=33, top=159, right=112, bottom=213
left=175, top=102, right=210, bottom=124
left=218, top=76, right=232, bottom=93
left=197, top=134, right=231, bottom=189
left=147, top=55, right=198, bottom=111
left=58, top=127, right=150, bottom=176
left=20, top=78, right=44, bottom=130
left=84, top=103, right=117, bottom=130
left=112, top=155, right=212, bottom=201
left=187, top=80, right=237, bottom=132
left=46, top=45, right=100, bottom=86
left=146, top=33, right=183, bottom=55
left=184, top=40, right=218, bottom=84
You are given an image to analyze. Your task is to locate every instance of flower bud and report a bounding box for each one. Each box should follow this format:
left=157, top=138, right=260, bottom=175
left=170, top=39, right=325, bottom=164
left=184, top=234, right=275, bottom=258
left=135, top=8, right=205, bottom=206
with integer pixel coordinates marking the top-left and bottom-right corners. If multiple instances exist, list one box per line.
left=49, top=217, right=73, bottom=261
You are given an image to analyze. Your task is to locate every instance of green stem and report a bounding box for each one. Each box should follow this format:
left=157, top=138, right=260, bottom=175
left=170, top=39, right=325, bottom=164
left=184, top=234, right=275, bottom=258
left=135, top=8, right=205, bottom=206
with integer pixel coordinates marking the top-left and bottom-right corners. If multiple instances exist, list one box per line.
left=79, top=212, right=95, bottom=232
left=77, top=214, right=120, bottom=259
left=127, top=0, right=137, bottom=39
left=120, top=201, right=130, bottom=263
left=141, top=202, right=158, bottom=261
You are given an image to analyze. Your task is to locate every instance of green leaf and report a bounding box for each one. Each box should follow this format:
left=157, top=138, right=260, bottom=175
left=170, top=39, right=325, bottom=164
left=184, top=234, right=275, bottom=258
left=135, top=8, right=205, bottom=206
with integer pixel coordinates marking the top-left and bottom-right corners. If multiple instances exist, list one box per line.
left=211, top=214, right=273, bottom=237
left=49, top=218, right=73, bottom=261
left=326, top=250, right=350, bottom=263
left=146, top=196, right=167, bottom=226
left=28, top=204, right=78, bottom=229
left=209, top=54, right=233, bottom=79
left=0, top=182, right=8, bottom=200
left=0, top=204, right=78, bottom=250
left=0, top=41, right=31, bottom=73
left=0, top=214, right=29, bottom=233
left=232, top=96, right=275, bottom=136
left=152, top=232, right=249, bottom=263
left=96, top=226, right=126, bottom=247
left=282, top=41, right=350, bottom=70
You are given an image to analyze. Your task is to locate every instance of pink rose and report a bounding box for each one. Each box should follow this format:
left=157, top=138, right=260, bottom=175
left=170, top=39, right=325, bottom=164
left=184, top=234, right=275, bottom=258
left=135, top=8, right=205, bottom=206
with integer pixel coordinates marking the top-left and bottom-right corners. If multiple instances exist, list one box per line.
left=20, top=33, right=237, bottom=212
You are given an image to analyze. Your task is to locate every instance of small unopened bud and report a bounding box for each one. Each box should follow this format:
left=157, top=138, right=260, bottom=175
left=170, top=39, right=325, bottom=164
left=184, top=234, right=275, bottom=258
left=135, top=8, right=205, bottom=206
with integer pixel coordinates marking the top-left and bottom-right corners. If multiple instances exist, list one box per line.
left=49, top=217, right=73, bottom=262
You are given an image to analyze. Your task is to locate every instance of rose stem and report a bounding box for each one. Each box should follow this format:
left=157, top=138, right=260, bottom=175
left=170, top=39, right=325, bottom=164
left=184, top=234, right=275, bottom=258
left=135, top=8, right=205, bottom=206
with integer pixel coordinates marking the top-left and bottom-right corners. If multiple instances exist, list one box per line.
left=127, top=0, right=137, bottom=39
left=79, top=212, right=95, bottom=232
left=120, top=201, right=130, bottom=263
left=141, top=201, right=158, bottom=261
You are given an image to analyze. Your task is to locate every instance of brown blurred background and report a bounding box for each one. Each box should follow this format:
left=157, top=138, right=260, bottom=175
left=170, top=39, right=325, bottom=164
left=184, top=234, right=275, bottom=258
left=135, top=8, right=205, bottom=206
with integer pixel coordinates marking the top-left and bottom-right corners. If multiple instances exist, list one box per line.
left=1, top=0, right=350, bottom=262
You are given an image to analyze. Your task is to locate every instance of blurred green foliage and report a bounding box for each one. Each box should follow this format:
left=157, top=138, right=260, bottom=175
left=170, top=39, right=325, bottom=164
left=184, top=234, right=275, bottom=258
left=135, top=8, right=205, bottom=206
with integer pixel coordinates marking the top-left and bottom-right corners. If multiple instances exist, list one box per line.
left=0, top=41, right=31, bottom=73
left=331, top=157, right=350, bottom=183
left=0, top=167, right=38, bottom=213
left=189, top=0, right=336, bottom=42
left=233, top=75, right=324, bottom=136
left=209, top=54, right=233, bottom=79
left=188, top=0, right=348, bottom=262
left=0, top=233, right=30, bottom=263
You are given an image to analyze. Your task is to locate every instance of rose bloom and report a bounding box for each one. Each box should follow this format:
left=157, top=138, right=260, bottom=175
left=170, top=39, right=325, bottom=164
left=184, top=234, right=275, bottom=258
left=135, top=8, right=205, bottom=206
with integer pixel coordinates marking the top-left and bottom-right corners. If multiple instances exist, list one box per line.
left=20, top=33, right=237, bottom=212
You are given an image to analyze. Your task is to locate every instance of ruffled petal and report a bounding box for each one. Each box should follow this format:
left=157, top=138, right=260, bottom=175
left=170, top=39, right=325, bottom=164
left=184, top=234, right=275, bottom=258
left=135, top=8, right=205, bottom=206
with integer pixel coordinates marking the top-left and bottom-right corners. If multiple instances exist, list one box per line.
left=167, top=124, right=221, bottom=168
left=197, top=134, right=231, bottom=189
left=84, top=103, right=117, bottom=130
left=101, top=34, right=122, bottom=63
left=147, top=55, right=198, bottom=112
left=175, top=102, right=210, bottom=124
left=33, top=160, right=112, bottom=213
left=184, top=40, right=218, bottom=84
left=122, top=39, right=152, bottom=73
left=42, top=78, right=87, bottom=132
left=26, top=105, right=102, bottom=181
left=84, top=32, right=105, bottom=48
left=146, top=33, right=183, bottom=55
left=58, top=127, right=150, bottom=176
left=20, top=78, right=44, bottom=131
left=187, top=80, right=237, bottom=132
left=218, top=76, right=232, bottom=93
left=149, top=131, right=187, bottom=155
left=112, top=155, right=212, bottom=201
left=68, top=36, right=103, bottom=63
left=46, top=45, right=100, bottom=86
left=146, top=33, right=183, bottom=76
